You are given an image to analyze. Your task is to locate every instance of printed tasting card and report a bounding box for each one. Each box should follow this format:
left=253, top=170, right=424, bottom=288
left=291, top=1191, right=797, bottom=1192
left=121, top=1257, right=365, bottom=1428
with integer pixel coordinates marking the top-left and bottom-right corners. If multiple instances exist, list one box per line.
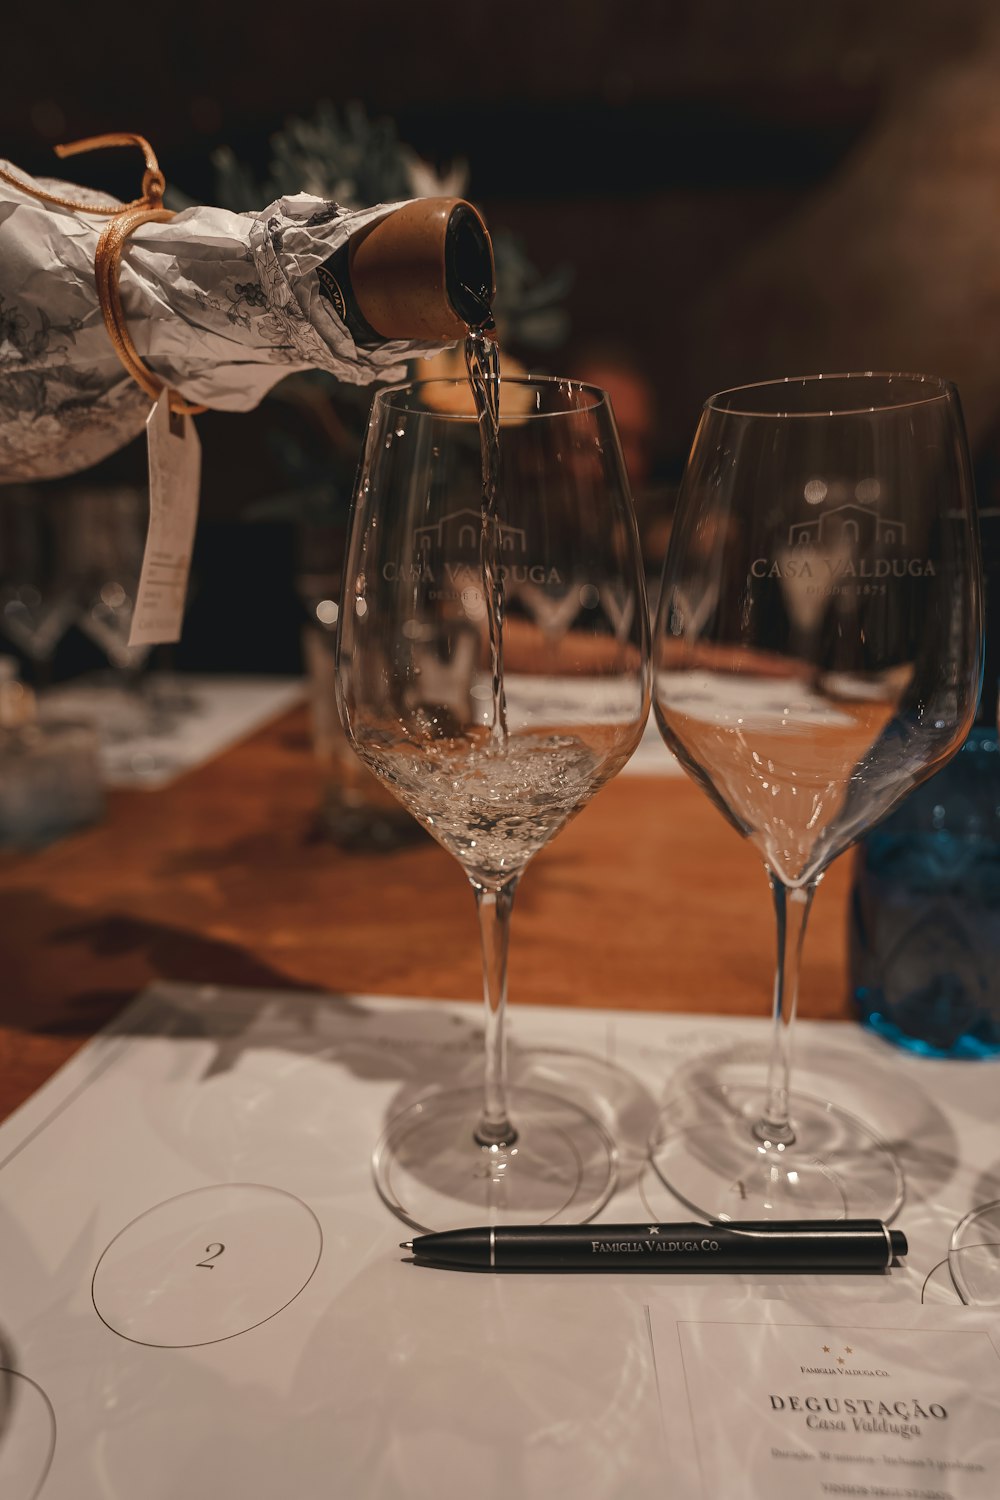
left=647, top=1297, right=1000, bottom=1500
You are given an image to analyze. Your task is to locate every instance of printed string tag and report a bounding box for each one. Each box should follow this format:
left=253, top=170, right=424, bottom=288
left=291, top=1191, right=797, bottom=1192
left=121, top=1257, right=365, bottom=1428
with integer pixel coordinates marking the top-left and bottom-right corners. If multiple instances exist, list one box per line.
left=129, top=392, right=201, bottom=648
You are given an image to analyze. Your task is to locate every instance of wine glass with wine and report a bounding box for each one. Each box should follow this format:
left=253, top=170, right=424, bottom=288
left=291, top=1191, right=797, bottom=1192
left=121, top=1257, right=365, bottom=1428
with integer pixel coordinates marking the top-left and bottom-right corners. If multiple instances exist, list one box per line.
left=649, top=372, right=982, bottom=1222
left=336, top=375, right=650, bottom=1232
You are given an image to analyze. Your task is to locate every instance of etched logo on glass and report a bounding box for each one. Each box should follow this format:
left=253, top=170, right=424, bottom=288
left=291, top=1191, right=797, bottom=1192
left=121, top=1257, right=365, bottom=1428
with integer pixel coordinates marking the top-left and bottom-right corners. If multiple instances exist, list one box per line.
left=381, top=507, right=564, bottom=596
left=789, top=502, right=906, bottom=550
left=749, top=481, right=935, bottom=597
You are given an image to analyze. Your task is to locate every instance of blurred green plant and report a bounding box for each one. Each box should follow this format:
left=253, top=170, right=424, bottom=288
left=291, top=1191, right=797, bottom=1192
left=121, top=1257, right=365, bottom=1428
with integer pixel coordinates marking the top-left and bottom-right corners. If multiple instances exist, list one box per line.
left=179, top=101, right=573, bottom=527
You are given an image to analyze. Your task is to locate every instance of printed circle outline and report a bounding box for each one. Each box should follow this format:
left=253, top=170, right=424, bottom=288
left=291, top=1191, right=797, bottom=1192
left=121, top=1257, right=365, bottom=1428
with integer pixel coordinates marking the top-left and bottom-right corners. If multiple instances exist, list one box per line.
left=0, top=1368, right=57, bottom=1500
left=90, top=1182, right=323, bottom=1348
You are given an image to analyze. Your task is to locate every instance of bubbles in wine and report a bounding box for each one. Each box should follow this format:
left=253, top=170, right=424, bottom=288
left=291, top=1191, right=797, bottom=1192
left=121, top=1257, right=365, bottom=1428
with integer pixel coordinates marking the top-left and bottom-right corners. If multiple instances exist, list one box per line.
left=360, top=731, right=610, bottom=887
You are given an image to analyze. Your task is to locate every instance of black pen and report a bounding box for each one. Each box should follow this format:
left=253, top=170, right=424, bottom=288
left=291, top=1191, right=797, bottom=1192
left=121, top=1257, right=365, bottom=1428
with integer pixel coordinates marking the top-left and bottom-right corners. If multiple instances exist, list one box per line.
left=401, top=1220, right=907, bottom=1272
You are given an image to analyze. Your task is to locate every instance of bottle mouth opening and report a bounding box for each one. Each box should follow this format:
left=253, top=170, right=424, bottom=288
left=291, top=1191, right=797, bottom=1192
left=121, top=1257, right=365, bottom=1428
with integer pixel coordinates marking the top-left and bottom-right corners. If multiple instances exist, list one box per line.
left=445, top=203, right=495, bottom=331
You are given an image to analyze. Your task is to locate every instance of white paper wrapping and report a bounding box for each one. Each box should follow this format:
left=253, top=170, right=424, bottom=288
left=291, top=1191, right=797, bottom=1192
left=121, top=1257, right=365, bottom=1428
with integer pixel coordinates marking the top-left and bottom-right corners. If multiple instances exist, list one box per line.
left=0, top=162, right=444, bottom=483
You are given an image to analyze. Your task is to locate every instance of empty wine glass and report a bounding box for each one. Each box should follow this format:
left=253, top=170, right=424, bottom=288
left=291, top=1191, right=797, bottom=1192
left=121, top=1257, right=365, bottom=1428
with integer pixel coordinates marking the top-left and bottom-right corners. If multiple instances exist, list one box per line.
left=336, top=376, right=650, bottom=1231
left=69, top=487, right=151, bottom=678
left=66, top=486, right=182, bottom=743
left=949, top=685, right=1000, bottom=1304
left=650, top=373, right=982, bottom=1222
left=0, top=487, right=78, bottom=680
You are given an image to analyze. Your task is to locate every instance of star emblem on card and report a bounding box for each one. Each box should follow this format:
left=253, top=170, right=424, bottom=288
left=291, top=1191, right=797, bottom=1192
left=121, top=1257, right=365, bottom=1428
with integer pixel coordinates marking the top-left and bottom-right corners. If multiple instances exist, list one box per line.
left=648, top=1227, right=660, bottom=1235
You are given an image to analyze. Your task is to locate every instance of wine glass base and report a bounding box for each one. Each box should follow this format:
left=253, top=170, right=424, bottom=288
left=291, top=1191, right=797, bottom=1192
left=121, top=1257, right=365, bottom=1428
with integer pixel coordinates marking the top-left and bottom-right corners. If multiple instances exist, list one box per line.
left=647, top=1084, right=904, bottom=1223
left=373, top=1085, right=618, bottom=1233
left=949, top=1201, right=1000, bottom=1305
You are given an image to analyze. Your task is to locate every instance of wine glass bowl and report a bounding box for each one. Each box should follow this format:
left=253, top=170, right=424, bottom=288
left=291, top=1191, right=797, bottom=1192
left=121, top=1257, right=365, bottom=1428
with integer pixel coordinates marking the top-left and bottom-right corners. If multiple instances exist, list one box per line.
left=68, top=487, right=151, bottom=675
left=649, top=373, right=983, bottom=1222
left=337, top=376, right=650, bottom=1230
left=0, top=488, right=78, bottom=676
left=948, top=687, right=1000, bottom=1303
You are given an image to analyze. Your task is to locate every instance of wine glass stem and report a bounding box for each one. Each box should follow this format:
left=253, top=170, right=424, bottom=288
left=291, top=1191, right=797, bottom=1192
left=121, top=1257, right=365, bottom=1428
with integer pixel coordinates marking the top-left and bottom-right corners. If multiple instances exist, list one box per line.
left=472, top=877, right=518, bottom=1148
left=754, top=874, right=819, bottom=1146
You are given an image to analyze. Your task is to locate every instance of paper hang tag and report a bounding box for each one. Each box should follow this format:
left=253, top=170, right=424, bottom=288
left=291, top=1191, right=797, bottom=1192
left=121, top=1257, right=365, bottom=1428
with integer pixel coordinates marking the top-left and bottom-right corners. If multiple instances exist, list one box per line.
left=128, top=392, right=201, bottom=648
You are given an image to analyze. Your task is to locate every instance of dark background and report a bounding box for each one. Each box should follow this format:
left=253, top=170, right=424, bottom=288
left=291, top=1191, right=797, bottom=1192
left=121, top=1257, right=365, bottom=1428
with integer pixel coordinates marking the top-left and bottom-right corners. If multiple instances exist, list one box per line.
left=5, top=0, right=1000, bottom=675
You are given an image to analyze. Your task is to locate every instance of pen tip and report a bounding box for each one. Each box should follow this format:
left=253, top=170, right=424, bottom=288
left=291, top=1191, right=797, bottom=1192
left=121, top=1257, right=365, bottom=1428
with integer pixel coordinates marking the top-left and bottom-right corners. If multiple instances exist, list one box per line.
left=400, top=1241, right=413, bottom=1250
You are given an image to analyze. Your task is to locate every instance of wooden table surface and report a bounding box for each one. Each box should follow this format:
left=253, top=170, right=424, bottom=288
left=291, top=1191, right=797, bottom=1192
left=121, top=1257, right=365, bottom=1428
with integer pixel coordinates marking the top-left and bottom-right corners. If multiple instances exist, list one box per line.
left=0, top=706, right=855, bottom=1124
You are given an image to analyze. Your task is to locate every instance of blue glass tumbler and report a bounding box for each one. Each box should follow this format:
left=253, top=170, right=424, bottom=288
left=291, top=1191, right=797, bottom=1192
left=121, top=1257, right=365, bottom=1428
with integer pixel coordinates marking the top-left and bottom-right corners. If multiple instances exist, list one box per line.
left=851, top=726, right=1000, bottom=1057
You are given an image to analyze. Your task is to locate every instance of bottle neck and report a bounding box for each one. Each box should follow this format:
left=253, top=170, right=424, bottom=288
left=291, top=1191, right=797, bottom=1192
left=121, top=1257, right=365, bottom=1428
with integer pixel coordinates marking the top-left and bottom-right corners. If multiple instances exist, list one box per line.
left=317, top=197, right=495, bottom=345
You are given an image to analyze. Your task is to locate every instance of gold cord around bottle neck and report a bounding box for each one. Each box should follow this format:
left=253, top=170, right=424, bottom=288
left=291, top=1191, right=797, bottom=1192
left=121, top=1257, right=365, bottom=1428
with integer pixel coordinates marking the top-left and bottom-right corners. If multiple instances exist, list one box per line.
left=0, top=133, right=204, bottom=416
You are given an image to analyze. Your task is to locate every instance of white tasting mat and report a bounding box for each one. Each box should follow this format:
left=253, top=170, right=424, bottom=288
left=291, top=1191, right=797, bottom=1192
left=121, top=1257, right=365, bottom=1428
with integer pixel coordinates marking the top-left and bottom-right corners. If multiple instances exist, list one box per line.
left=0, top=984, right=996, bottom=1499
left=40, top=674, right=306, bottom=788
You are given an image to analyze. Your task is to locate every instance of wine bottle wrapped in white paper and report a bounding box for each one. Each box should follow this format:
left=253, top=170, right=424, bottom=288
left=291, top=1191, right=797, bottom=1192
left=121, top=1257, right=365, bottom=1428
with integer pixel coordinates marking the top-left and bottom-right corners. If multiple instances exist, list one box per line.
left=0, top=161, right=446, bottom=482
